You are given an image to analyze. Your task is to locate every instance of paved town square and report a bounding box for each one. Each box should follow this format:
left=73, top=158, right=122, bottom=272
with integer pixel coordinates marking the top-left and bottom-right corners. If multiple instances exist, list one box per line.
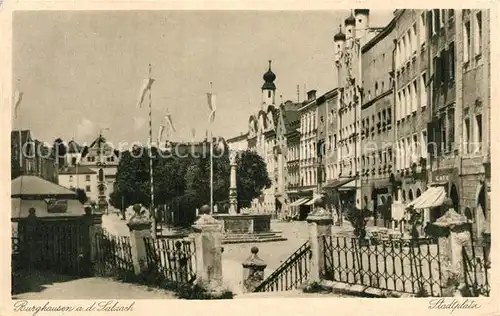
left=10, top=8, right=491, bottom=301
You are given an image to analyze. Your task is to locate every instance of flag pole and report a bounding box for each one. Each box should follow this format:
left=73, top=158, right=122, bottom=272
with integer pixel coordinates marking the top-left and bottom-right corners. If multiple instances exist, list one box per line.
left=209, top=82, right=214, bottom=215
left=148, top=63, right=156, bottom=239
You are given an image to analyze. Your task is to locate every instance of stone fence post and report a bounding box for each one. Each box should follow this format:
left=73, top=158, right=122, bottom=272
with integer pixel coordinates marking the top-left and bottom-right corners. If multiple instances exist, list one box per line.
left=431, top=209, right=472, bottom=297
left=86, top=208, right=104, bottom=265
left=242, top=246, right=267, bottom=292
left=307, top=206, right=333, bottom=283
left=127, top=214, right=153, bottom=275
left=191, top=213, right=224, bottom=293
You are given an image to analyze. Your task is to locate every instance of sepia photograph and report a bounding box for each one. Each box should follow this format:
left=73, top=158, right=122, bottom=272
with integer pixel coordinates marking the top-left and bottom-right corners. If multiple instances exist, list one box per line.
left=10, top=8, right=491, bottom=301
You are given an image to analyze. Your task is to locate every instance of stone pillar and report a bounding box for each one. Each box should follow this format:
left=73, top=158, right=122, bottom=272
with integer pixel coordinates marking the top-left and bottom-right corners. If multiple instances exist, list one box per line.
left=431, top=208, right=472, bottom=297
left=85, top=207, right=103, bottom=275
left=127, top=214, right=152, bottom=275
left=229, top=151, right=238, bottom=215
left=191, top=213, right=224, bottom=293
left=242, top=246, right=267, bottom=292
left=306, top=206, right=333, bottom=282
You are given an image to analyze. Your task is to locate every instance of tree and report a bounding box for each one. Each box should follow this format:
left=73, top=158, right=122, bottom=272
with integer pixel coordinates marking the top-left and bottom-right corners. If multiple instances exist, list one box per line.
left=53, top=138, right=67, bottom=167
left=71, top=188, right=88, bottom=204
left=235, top=150, right=272, bottom=209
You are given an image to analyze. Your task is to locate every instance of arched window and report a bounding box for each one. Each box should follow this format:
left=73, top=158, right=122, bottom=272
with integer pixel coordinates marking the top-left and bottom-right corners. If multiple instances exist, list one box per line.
left=416, top=188, right=422, bottom=197
left=402, top=189, right=406, bottom=202
left=409, top=189, right=414, bottom=201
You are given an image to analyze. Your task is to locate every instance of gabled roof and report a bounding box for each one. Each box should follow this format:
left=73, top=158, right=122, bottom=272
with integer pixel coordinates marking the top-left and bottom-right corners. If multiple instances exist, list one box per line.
left=58, top=165, right=97, bottom=175
left=12, top=175, right=77, bottom=198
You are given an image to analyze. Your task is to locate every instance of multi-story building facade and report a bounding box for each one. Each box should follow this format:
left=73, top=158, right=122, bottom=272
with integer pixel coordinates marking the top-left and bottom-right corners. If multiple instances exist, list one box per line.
left=79, top=134, right=120, bottom=208
left=298, top=90, right=319, bottom=216
left=316, top=88, right=339, bottom=186
left=360, top=16, right=396, bottom=226
left=280, top=101, right=302, bottom=217
left=450, top=9, right=490, bottom=243
left=332, top=9, right=381, bottom=209
left=58, top=165, right=98, bottom=202
left=391, top=9, right=431, bottom=226
left=226, top=133, right=248, bottom=152
left=246, top=61, right=280, bottom=216
left=11, top=130, right=58, bottom=183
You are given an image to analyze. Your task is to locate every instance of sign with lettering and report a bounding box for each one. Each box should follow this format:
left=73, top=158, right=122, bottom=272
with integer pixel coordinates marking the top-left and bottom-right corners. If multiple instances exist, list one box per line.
left=431, top=168, right=458, bottom=184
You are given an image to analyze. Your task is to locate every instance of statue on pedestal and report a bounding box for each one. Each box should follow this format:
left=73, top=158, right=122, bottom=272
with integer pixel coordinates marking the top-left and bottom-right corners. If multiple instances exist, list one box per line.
left=229, top=151, right=238, bottom=214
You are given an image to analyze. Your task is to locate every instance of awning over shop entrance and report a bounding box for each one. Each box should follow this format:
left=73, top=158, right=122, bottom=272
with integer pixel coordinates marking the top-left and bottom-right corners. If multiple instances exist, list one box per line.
left=407, top=186, right=446, bottom=209
left=322, top=177, right=355, bottom=189
left=290, top=198, right=310, bottom=207
left=305, top=199, right=315, bottom=206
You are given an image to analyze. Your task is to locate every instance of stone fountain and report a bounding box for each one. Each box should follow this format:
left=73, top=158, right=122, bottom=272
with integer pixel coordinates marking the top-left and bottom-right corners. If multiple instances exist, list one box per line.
left=212, top=151, right=286, bottom=244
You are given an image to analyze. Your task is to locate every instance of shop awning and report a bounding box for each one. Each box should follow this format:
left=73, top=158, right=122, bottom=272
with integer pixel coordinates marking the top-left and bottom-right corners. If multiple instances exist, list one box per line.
left=407, top=186, right=446, bottom=209
left=290, top=198, right=309, bottom=207
left=322, top=177, right=355, bottom=189
left=305, top=199, right=315, bottom=206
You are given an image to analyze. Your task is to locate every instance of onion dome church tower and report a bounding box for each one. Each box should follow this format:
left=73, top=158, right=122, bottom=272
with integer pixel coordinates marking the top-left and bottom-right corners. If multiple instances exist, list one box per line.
left=261, top=60, right=276, bottom=107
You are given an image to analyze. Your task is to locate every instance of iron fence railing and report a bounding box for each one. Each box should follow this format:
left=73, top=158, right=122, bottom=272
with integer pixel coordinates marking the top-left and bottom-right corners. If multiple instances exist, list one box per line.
left=323, top=236, right=442, bottom=296
left=254, top=240, right=311, bottom=292
left=144, top=237, right=196, bottom=284
left=462, top=246, right=490, bottom=297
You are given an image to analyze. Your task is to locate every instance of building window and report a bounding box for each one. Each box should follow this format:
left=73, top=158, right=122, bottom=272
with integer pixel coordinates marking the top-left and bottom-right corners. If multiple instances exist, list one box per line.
left=448, top=42, right=455, bottom=82
left=440, top=114, right=447, bottom=153
left=69, top=175, right=73, bottom=182
left=375, top=82, right=378, bottom=95
left=421, top=129, right=428, bottom=158
left=412, top=24, right=417, bottom=54
left=412, top=134, right=418, bottom=163
left=420, top=72, right=427, bottom=107
left=464, top=118, right=471, bottom=154
left=420, top=13, right=426, bottom=45
left=448, top=9, right=454, bottom=20
left=406, top=85, right=412, bottom=116
left=448, top=108, right=455, bottom=152
left=86, top=185, right=91, bottom=192
left=464, top=21, right=471, bottom=63
left=439, top=50, right=446, bottom=85
left=475, top=114, right=483, bottom=152
left=475, top=11, right=483, bottom=56
left=433, top=9, right=440, bottom=33
left=412, top=80, right=418, bottom=113
left=85, top=175, right=90, bottom=181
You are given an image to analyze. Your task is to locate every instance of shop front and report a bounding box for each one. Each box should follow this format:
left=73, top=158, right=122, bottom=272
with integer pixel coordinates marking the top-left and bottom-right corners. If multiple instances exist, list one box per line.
left=407, top=167, right=459, bottom=225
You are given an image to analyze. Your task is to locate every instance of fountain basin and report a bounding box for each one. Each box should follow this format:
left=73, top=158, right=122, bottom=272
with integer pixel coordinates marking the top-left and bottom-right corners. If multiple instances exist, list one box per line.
left=213, top=214, right=287, bottom=244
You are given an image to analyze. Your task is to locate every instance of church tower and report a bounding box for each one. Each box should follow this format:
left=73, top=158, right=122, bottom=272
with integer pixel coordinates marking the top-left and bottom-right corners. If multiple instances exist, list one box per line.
left=261, top=60, right=276, bottom=107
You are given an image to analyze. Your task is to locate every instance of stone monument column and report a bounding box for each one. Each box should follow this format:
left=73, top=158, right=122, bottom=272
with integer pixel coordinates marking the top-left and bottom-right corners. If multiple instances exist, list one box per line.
left=229, top=151, right=238, bottom=215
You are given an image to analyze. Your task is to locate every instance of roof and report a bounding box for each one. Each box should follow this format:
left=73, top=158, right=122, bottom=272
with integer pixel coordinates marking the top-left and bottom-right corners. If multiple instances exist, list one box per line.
left=11, top=175, right=78, bottom=198
left=361, top=9, right=402, bottom=53
left=11, top=198, right=85, bottom=219
left=58, top=165, right=97, bottom=175
left=227, top=133, right=249, bottom=143
left=283, top=110, right=300, bottom=133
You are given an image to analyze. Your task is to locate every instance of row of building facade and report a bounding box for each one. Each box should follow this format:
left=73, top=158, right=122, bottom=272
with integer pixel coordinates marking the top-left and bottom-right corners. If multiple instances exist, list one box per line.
left=11, top=131, right=120, bottom=206
left=227, top=9, right=490, bottom=239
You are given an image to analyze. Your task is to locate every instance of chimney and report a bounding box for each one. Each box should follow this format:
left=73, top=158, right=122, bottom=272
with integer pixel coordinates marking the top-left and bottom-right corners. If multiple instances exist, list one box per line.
left=307, top=90, right=317, bottom=101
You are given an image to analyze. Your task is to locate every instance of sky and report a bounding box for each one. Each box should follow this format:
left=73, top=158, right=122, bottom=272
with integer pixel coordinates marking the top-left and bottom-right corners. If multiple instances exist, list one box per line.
left=13, top=10, right=393, bottom=146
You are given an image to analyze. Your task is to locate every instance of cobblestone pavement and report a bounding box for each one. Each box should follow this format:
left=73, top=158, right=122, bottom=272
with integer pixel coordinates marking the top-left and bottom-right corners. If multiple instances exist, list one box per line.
left=13, top=270, right=176, bottom=300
